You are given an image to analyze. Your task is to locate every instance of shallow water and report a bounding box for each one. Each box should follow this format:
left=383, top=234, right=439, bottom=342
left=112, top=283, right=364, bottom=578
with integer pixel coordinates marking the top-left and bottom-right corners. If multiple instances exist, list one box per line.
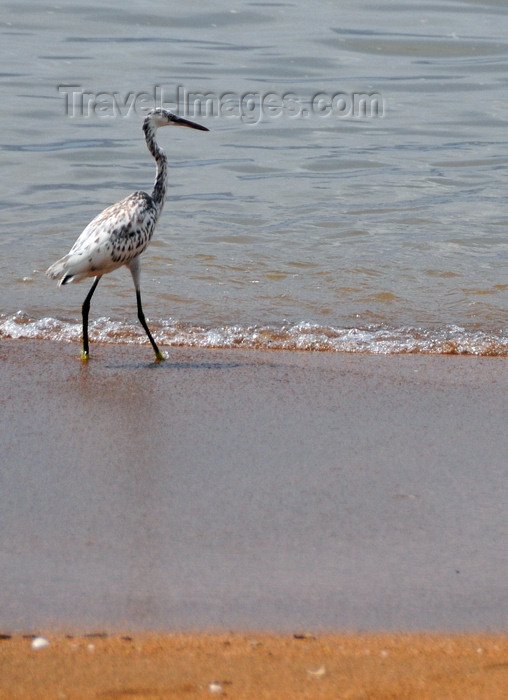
left=1, top=0, right=508, bottom=354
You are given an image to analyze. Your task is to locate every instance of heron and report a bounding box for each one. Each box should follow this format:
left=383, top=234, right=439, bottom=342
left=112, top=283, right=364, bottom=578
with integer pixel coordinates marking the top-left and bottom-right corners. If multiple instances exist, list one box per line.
left=46, top=108, right=209, bottom=361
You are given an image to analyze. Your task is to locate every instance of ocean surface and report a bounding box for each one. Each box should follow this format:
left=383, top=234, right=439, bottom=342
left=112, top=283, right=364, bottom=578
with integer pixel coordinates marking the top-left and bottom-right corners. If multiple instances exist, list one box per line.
left=1, top=0, right=508, bottom=354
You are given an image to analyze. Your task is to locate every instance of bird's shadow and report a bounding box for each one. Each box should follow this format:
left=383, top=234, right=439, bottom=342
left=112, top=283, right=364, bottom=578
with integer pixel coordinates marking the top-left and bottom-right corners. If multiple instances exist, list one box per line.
left=104, top=359, right=263, bottom=371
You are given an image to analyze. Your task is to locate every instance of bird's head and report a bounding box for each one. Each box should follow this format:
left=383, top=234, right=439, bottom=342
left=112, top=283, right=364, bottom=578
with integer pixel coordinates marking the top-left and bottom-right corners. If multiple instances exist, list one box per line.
left=145, top=108, right=209, bottom=132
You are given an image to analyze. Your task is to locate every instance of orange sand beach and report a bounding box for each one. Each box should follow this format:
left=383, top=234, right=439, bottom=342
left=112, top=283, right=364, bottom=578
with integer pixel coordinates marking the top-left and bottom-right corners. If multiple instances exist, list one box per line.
left=0, top=633, right=508, bottom=700
left=1, top=632, right=508, bottom=699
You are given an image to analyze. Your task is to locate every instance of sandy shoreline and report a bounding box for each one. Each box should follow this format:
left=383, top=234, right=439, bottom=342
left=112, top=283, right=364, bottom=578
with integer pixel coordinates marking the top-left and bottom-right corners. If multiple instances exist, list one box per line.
left=1, top=339, right=507, bottom=633
left=1, top=632, right=507, bottom=699
left=1, top=340, right=507, bottom=697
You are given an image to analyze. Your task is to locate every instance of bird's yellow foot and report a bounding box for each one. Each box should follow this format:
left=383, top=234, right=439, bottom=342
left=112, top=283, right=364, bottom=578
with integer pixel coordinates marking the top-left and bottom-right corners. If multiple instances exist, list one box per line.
left=81, top=350, right=90, bottom=361
left=154, top=350, right=166, bottom=362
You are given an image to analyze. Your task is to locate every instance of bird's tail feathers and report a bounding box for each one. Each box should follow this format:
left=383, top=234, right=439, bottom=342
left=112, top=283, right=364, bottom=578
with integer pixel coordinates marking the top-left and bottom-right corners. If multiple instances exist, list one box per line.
left=46, top=255, right=88, bottom=286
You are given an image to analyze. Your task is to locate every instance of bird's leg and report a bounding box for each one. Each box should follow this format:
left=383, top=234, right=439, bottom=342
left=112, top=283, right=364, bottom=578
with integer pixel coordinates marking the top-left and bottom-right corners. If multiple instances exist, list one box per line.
left=128, top=258, right=165, bottom=361
left=135, top=289, right=165, bottom=362
left=81, top=276, right=101, bottom=360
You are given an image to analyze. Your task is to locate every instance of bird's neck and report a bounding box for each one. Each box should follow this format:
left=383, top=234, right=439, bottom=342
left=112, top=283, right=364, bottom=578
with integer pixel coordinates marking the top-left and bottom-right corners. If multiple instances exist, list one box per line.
left=143, top=122, right=168, bottom=214
left=151, top=152, right=168, bottom=214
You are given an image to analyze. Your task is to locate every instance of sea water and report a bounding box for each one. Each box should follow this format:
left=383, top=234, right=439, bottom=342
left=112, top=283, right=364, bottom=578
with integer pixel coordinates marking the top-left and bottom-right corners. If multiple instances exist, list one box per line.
left=1, top=0, right=508, bottom=354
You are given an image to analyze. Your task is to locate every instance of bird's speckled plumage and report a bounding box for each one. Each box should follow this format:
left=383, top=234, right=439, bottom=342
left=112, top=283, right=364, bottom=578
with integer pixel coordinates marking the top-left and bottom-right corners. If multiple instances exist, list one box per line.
left=46, top=108, right=209, bottom=360
left=47, top=191, right=159, bottom=284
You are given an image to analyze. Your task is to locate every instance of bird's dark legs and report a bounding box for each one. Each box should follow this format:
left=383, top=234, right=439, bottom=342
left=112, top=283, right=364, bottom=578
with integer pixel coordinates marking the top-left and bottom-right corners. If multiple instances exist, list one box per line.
left=81, top=276, right=101, bottom=360
left=128, top=257, right=165, bottom=361
left=135, top=289, right=165, bottom=361
left=80, top=272, right=163, bottom=362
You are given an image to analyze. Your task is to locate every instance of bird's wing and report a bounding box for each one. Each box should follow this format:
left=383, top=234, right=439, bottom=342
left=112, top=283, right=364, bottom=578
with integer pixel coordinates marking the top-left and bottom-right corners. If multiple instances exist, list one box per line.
left=47, top=192, right=157, bottom=283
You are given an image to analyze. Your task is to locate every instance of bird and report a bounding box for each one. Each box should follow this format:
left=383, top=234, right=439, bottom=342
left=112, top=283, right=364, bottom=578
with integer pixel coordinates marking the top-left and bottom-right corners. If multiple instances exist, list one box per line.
left=46, top=108, right=209, bottom=361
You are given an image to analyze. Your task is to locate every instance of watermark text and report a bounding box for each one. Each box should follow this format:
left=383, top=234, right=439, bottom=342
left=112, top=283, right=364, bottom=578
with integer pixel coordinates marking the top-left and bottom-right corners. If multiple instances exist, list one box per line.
left=58, top=84, right=384, bottom=123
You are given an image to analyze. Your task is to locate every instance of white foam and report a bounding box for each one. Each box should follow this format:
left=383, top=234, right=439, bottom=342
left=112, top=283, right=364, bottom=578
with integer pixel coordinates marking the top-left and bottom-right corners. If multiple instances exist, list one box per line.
left=1, top=313, right=507, bottom=355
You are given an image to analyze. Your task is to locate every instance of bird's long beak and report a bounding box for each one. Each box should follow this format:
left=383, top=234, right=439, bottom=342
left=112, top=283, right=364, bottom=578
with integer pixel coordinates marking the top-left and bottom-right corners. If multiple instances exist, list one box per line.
left=173, top=115, right=209, bottom=131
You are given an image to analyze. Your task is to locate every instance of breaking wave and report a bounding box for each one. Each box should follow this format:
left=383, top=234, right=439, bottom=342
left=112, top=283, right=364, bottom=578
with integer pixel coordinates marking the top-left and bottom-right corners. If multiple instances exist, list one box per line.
left=2, top=312, right=508, bottom=355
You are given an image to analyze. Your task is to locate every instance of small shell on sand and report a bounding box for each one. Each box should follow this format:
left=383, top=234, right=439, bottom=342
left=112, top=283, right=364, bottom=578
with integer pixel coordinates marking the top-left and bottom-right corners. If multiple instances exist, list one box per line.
left=307, top=665, right=326, bottom=678
left=31, top=637, right=50, bottom=650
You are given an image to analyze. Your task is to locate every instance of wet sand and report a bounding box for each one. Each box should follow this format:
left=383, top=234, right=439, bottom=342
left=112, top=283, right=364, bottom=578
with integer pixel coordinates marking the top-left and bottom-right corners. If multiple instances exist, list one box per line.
left=1, top=340, right=507, bottom=695
left=1, top=338, right=507, bottom=634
